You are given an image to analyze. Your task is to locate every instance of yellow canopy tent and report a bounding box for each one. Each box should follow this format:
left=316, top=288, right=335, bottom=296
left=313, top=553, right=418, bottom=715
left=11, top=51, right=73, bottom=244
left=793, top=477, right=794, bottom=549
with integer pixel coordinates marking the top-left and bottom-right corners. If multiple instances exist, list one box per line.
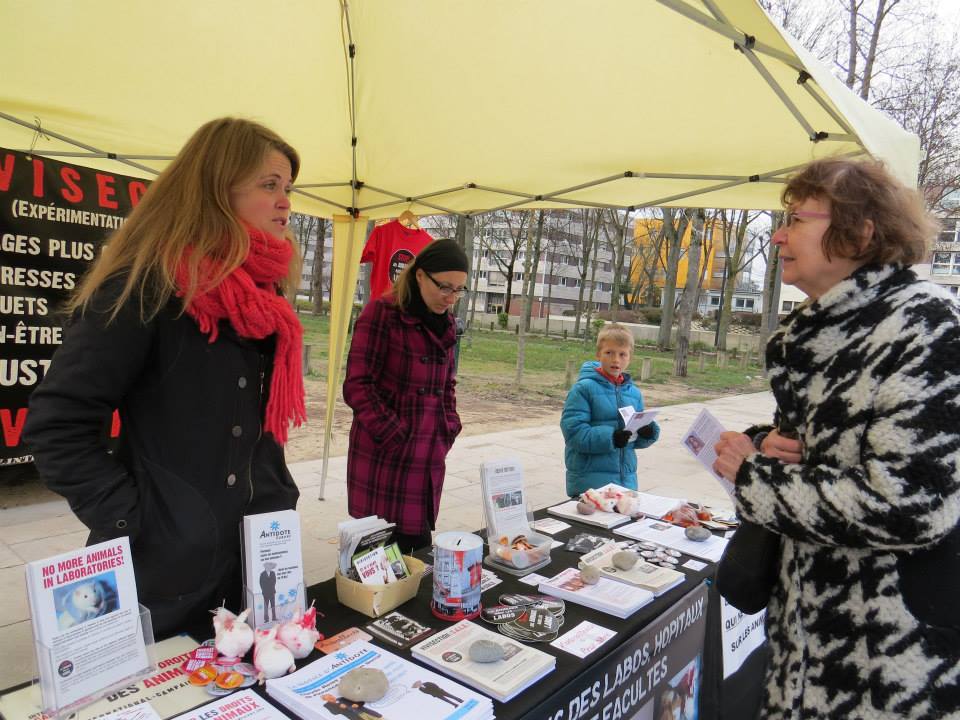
left=0, top=0, right=919, bottom=495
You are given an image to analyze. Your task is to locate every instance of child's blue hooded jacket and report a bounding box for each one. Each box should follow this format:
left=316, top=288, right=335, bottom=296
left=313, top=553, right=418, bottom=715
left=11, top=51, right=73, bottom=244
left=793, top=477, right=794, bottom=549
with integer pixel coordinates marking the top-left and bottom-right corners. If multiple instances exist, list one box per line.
left=561, top=360, right=660, bottom=497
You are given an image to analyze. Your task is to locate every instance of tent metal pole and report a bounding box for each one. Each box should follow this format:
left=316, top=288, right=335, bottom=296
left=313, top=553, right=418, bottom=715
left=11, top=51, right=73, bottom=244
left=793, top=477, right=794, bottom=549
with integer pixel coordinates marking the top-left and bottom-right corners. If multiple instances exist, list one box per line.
left=291, top=188, right=351, bottom=212
left=469, top=184, right=536, bottom=199
left=10, top=150, right=175, bottom=161
left=542, top=172, right=641, bottom=197
left=321, top=0, right=361, bottom=502
left=696, top=0, right=828, bottom=142
left=655, top=0, right=801, bottom=70
left=296, top=182, right=353, bottom=189
left=359, top=183, right=465, bottom=202
left=358, top=197, right=460, bottom=216
left=0, top=111, right=161, bottom=176
left=736, top=45, right=820, bottom=140
left=799, top=79, right=856, bottom=135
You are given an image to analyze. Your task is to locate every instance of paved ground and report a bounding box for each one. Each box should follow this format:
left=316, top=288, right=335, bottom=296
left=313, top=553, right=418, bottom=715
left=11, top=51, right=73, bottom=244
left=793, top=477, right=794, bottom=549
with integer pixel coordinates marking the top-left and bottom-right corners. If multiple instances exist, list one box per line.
left=0, top=391, right=774, bottom=690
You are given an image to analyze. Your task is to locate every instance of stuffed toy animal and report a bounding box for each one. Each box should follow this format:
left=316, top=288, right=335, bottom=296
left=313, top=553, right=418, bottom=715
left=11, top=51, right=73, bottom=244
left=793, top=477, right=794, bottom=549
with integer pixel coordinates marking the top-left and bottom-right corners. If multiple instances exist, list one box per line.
left=276, top=603, right=321, bottom=659
left=253, top=627, right=296, bottom=683
left=212, top=606, right=254, bottom=659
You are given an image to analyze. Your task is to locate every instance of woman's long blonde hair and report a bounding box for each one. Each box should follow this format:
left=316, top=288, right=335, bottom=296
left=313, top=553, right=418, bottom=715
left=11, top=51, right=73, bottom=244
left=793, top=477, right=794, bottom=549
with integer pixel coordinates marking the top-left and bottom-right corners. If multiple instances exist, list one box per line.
left=70, top=117, right=301, bottom=321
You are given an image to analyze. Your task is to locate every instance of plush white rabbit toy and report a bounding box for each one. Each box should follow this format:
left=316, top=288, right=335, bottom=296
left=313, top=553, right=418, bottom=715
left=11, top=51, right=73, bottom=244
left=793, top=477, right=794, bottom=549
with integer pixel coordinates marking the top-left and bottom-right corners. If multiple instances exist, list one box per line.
left=277, top=604, right=321, bottom=659
left=212, top=606, right=254, bottom=660
left=253, top=627, right=296, bottom=683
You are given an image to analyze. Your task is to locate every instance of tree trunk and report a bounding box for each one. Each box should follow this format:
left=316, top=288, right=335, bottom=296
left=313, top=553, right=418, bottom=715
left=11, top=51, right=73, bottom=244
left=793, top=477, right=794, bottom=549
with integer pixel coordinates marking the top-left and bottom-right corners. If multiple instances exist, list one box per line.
left=574, top=210, right=599, bottom=337
left=455, top=214, right=473, bottom=332
left=516, top=210, right=542, bottom=383
left=657, top=208, right=687, bottom=350
left=674, top=210, right=705, bottom=377
left=311, top=218, right=327, bottom=315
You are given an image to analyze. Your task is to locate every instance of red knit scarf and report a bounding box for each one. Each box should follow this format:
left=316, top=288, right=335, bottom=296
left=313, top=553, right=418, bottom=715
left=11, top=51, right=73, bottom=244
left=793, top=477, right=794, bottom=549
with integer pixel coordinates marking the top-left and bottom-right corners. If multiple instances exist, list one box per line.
left=177, top=227, right=305, bottom=444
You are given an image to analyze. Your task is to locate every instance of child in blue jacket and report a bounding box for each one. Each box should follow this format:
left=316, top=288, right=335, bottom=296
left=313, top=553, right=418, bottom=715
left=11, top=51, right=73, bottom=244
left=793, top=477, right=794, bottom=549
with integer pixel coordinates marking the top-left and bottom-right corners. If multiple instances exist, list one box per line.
left=561, top=324, right=660, bottom=497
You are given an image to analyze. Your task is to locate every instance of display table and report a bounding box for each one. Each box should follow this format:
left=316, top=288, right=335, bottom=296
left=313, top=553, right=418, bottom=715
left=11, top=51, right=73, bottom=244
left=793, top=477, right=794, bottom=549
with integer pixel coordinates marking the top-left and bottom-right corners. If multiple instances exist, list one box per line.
left=0, top=509, right=767, bottom=720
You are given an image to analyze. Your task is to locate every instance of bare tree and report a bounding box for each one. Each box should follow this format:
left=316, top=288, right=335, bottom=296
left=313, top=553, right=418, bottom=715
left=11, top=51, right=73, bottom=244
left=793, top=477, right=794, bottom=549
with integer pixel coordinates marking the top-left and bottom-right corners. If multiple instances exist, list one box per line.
left=311, top=218, right=328, bottom=314
left=478, top=210, right=531, bottom=315
left=516, top=210, right=546, bottom=383
left=656, top=208, right=691, bottom=350
left=601, top=208, right=633, bottom=321
left=674, top=209, right=705, bottom=377
left=573, top=209, right=602, bottom=337
left=714, top=210, right=767, bottom=350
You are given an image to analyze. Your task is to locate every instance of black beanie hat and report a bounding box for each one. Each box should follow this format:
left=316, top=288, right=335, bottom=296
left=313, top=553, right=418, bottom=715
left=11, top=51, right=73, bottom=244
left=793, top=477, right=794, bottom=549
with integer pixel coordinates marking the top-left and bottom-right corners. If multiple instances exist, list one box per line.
left=413, top=238, right=469, bottom=274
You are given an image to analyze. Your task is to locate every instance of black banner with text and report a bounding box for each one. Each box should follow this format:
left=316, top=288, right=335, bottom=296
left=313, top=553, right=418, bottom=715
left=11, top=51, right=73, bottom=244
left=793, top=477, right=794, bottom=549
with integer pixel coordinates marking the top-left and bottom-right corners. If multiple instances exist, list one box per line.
left=530, top=583, right=708, bottom=720
left=0, top=148, right=148, bottom=465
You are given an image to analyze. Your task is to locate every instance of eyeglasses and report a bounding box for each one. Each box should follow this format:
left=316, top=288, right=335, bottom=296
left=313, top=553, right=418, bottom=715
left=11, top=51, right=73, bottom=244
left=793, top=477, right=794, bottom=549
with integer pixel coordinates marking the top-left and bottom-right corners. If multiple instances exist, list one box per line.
left=423, top=271, right=469, bottom=298
left=784, top=210, right=831, bottom=227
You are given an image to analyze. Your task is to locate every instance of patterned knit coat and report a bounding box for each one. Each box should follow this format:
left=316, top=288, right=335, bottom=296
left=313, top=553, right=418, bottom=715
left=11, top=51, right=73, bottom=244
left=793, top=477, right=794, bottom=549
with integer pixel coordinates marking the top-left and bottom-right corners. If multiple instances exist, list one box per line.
left=736, top=264, right=960, bottom=719
left=343, top=297, right=461, bottom=536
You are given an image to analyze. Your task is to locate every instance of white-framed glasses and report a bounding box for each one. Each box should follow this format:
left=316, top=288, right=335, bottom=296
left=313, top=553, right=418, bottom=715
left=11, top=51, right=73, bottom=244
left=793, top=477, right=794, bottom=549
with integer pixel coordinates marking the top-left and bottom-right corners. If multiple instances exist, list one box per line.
left=424, top=271, right=469, bottom=298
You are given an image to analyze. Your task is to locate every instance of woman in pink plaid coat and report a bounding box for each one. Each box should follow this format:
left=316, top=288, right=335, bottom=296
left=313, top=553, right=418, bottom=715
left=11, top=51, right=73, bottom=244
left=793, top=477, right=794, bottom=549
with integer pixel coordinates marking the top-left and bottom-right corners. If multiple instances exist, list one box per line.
left=343, top=239, right=468, bottom=552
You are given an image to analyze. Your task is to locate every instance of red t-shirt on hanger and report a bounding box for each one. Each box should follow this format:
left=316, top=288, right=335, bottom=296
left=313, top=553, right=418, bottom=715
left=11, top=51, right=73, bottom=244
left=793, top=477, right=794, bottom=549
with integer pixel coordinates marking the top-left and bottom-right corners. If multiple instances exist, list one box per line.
left=360, top=220, right=433, bottom=299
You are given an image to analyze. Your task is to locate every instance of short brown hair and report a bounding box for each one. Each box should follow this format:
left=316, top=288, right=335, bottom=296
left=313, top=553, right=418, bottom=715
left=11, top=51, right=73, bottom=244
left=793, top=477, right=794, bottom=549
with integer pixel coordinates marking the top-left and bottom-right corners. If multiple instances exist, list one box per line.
left=782, top=157, right=937, bottom=265
left=596, top=323, right=634, bottom=351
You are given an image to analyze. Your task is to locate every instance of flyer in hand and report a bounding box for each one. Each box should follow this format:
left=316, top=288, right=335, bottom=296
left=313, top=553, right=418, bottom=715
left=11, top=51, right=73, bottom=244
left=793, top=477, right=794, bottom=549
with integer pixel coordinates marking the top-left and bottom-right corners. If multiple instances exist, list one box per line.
left=24, top=536, right=152, bottom=716
left=411, top=620, right=555, bottom=702
left=242, top=509, right=305, bottom=628
left=266, top=641, right=492, bottom=720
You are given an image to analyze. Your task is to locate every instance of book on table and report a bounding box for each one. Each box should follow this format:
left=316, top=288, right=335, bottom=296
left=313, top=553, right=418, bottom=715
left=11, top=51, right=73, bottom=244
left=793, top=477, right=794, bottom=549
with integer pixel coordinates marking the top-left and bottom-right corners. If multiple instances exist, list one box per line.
left=172, top=689, right=288, bottom=720
left=24, top=536, right=153, bottom=716
left=579, top=542, right=685, bottom=596
left=538, top=567, right=654, bottom=618
left=411, top=619, right=555, bottom=703
left=266, top=641, right=493, bottom=720
left=365, top=610, right=435, bottom=649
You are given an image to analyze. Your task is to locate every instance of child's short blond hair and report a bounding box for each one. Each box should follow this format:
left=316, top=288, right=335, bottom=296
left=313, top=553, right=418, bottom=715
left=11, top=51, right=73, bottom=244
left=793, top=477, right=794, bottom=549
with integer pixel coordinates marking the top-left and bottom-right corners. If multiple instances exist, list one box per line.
left=596, top=323, right=634, bottom=351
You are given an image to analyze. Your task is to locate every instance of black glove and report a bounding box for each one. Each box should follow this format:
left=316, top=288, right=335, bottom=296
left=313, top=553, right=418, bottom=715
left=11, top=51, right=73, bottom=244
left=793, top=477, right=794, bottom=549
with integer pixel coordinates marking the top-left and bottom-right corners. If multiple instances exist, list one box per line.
left=637, top=424, right=656, bottom=440
left=612, top=429, right=632, bottom=448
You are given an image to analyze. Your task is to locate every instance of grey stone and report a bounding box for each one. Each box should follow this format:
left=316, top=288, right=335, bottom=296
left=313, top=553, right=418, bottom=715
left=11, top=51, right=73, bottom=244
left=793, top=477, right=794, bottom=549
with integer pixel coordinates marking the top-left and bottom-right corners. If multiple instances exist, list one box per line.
left=685, top=525, right=712, bottom=542
left=339, top=668, right=389, bottom=702
left=579, top=562, right=601, bottom=584
left=576, top=501, right=596, bottom=515
left=469, top=639, right=505, bottom=663
left=612, top=550, right=639, bottom=570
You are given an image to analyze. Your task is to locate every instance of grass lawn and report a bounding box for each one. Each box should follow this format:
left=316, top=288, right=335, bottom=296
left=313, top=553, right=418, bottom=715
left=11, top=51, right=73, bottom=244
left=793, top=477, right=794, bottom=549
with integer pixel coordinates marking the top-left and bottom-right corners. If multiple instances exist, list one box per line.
left=297, top=311, right=767, bottom=404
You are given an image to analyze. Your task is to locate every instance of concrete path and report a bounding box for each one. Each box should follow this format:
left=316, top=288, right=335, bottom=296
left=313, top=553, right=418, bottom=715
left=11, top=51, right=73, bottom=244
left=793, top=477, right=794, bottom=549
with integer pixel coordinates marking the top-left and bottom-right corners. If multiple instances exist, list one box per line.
left=0, top=392, right=775, bottom=690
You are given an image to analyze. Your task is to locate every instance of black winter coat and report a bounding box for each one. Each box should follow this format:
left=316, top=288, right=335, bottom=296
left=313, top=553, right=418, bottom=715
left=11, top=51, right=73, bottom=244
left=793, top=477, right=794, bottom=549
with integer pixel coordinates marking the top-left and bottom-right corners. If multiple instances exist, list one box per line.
left=23, top=281, right=299, bottom=638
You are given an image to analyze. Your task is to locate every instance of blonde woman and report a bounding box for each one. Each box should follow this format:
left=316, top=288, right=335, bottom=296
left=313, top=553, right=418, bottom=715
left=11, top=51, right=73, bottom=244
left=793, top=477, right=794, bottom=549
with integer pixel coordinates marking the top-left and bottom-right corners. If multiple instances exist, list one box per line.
left=24, top=118, right=305, bottom=637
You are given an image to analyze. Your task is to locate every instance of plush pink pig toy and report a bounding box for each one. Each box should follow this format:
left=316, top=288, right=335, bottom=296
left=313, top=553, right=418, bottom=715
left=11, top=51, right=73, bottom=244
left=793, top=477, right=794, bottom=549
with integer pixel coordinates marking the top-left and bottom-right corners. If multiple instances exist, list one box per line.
left=212, top=606, right=254, bottom=660
left=277, top=604, right=321, bottom=659
left=253, top=627, right=296, bottom=683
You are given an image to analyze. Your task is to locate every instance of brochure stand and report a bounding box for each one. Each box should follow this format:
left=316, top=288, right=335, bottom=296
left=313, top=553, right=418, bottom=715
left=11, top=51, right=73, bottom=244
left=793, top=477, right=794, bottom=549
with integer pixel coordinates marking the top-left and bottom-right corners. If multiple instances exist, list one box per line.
left=479, top=458, right=552, bottom=576
left=31, top=604, right=156, bottom=720
left=243, top=582, right=307, bottom=630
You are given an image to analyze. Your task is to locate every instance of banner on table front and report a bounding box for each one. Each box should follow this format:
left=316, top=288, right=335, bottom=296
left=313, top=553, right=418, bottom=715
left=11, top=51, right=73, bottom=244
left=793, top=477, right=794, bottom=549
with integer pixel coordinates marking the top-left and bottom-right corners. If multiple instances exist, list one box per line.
left=537, top=582, right=708, bottom=720
left=0, top=148, right=148, bottom=465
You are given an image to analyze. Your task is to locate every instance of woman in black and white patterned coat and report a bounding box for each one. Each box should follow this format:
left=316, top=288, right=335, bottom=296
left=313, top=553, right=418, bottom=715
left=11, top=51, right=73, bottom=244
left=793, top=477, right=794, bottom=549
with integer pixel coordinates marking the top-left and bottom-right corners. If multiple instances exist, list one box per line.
left=714, top=158, right=960, bottom=720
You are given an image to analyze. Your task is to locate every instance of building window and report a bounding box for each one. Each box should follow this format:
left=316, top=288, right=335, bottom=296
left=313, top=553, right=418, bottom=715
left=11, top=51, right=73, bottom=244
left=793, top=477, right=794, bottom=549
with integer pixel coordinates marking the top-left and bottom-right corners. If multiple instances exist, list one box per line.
left=932, top=251, right=960, bottom=275
left=949, top=286, right=960, bottom=297
left=709, top=296, right=720, bottom=306
left=781, top=300, right=798, bottom=312
left=939, top=219, right=959, bottom=244
left=733, top=297, right=755, bottom=311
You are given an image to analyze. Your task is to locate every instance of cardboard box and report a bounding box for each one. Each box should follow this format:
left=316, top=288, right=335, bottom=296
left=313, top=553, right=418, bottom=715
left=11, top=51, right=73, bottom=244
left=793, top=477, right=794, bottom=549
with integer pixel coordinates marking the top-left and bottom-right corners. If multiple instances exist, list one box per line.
left=335, top=555, right=426, bottom=618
